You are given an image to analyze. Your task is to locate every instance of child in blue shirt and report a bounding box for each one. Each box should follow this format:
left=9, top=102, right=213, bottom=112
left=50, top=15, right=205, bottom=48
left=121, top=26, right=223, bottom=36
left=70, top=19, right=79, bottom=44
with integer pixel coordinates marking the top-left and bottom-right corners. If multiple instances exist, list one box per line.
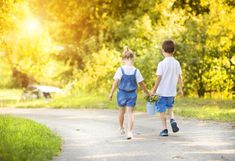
left=151, top=40, right=183, bottom=136
left=109, top=46, right=150, bottom=140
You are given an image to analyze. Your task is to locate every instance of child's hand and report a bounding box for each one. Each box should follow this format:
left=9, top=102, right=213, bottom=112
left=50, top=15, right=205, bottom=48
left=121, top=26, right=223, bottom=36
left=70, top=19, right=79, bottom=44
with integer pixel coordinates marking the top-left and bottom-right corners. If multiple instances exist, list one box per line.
left=179, top=89, right=183, bottom=96
left=143, top=91, right=150, bottom=97
left=108, top=93, right=113, bottom=101
left=147, top=91, right=151, bottom=96
left=146, top=91, right=150, bottom=97
left=150, top=90, right=155, bottom=96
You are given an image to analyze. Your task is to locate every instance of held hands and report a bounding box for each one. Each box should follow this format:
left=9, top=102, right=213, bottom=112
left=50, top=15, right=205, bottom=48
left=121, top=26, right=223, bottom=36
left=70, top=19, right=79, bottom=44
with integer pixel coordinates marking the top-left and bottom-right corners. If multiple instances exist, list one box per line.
left=143, top=90, right=150, bottom=97
left=146, top=90, right=151, bottom=97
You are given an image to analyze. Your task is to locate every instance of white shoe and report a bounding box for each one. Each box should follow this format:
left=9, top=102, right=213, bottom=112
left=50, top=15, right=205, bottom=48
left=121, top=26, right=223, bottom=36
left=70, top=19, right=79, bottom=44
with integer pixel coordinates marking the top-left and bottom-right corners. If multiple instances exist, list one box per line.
left=120, top=128, right=125, bottom=135
left=126, top=132, right=133, bottom=140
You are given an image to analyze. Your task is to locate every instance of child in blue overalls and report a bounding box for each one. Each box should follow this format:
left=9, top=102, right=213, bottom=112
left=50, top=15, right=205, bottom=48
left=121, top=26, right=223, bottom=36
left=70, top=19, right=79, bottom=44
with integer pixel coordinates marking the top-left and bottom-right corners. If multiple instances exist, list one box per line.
left=109, top=46, right=149, bottom=139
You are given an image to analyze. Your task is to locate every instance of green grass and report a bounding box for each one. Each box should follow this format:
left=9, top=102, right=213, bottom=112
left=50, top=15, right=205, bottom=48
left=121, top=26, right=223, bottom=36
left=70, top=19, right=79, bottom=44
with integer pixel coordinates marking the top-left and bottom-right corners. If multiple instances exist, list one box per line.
left=0, top=89, right=234, bottom=122
left=137, top=96, right=235, bottom=122
left=173, top=97, right=235, bottom=122
left=0, top=115, right=62, bottom=161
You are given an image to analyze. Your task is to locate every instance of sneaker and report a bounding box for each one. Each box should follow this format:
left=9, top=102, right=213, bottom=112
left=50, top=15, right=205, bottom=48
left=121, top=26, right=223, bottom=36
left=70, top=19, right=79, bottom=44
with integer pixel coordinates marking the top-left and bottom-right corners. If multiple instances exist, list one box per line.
left=170, top=119, right=179, bottom=133
left=160, top=129, right=168, bottom=136
left=120, top=128, right=125, bottom=135
left=126, top=132, right=133, bottom=140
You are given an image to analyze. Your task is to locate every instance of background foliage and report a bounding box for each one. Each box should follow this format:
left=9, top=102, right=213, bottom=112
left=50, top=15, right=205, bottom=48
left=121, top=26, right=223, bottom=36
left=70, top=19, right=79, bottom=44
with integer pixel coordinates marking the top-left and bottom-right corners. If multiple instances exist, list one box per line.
left=0, top=0, right=234, bottom=98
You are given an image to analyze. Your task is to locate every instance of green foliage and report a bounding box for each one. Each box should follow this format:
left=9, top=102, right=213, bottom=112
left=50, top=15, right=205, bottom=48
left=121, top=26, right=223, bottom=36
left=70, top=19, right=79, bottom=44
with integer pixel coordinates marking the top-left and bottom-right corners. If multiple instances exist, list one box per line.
left=172, top=0, right=210, bottom=15
left=175, top=2, right=235, bottom=98
left=74, top=47, right=121, bottom=92
left=0, top=0, right=234, bottom=98
left=0, top=115, right=62, bottom=161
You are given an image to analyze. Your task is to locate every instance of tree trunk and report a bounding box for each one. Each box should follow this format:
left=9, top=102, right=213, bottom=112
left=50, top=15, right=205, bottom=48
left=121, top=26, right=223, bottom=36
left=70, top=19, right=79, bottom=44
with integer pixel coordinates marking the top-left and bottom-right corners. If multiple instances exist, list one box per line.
left=198, top=81, right=205, bottom=97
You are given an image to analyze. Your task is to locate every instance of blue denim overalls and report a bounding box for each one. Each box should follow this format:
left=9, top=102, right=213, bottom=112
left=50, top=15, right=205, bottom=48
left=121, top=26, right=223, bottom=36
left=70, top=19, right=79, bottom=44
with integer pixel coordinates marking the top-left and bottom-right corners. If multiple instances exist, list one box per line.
left=117, top=67, right=137, bottom=107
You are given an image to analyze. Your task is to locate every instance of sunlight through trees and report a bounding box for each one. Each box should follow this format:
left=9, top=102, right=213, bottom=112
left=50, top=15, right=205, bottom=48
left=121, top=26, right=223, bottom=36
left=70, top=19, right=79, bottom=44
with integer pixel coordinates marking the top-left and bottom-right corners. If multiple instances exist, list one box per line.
left=0, top=0, right=234, bottom=98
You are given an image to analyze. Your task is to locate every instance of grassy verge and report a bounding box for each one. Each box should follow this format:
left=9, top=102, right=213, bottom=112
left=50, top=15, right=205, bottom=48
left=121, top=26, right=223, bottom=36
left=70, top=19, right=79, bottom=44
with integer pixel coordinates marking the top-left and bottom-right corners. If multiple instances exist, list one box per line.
left=0, top=89, right=234, bottom=122
left=173, top=97, right=235, bottom=122
left=0, top=90, right=116, bottom=109
left=0, top=115, right=62, bottom=161
left=137, top=96, right=235, bottom=122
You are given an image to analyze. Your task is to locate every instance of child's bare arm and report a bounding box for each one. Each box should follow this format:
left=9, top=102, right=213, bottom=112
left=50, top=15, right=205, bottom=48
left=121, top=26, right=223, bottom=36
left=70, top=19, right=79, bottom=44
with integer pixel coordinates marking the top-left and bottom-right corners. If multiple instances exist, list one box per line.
left=178, top=75, right=183, bottom=96
left=109, top=79, right=119, bottom=100
left=151, top=75, right=162, bottom=95
left=138, top=81, right=150, bottom=96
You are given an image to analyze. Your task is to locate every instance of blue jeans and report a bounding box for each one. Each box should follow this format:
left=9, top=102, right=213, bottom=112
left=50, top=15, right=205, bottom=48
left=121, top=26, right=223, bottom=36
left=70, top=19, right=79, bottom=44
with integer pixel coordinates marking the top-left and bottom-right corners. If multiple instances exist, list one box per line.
left=155, top=96, right=174, bottom=112
left=117, top=90, right=137, bottom=107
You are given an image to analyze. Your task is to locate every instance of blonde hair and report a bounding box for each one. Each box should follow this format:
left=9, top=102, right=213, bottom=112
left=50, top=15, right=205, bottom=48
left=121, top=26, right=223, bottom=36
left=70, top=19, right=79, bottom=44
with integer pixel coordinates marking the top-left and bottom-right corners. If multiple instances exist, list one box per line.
left=122, top=46, right=134, bottom=59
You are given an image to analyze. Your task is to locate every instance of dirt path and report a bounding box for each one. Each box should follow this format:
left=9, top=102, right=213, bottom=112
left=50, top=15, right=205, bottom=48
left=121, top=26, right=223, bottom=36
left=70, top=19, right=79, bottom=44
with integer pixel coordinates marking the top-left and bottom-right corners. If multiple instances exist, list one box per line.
left=0, top=108, right=234, bottom=161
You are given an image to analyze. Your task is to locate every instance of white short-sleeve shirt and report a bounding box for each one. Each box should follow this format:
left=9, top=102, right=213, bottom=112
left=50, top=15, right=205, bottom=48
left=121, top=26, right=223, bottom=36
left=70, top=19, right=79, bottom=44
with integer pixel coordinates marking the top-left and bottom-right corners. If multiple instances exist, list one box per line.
left=114, top=65, right=144, bottom=83
left=156, top=57, right=181, bottom=96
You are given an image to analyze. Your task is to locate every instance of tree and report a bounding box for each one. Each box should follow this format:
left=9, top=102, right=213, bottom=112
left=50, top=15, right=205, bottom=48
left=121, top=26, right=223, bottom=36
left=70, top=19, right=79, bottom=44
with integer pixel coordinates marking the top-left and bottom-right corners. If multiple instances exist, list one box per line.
left=175, top=0, right=235, bottom=98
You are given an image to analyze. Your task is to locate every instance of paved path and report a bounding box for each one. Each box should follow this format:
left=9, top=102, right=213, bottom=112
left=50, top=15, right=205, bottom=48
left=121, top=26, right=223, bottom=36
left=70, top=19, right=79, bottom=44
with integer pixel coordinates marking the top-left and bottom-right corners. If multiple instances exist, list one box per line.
left=0, top=108, right=235, bottom=161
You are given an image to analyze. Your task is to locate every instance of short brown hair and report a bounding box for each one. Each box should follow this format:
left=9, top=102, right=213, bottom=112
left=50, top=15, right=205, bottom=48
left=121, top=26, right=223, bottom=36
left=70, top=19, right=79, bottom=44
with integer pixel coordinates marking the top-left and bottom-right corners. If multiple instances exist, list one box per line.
left=162, top=40, right=175, bottom=53
left=122, top=46, right=134, bottom=59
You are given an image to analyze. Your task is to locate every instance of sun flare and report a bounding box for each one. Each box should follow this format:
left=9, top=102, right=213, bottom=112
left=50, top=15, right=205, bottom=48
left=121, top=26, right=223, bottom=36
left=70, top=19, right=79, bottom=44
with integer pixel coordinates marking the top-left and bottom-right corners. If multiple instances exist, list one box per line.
left=24, top=19, right=41, bottom=33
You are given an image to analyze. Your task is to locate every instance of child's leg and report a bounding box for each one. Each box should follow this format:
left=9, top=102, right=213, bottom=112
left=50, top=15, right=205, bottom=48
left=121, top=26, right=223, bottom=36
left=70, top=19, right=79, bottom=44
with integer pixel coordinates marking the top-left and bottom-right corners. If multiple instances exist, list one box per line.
left=119, top=107, right=126, bottom=129
left=159, top=112, right=168, bottom=136
left=126, top=107, right=134, bottom=132
left=126, top=107, right=134, bottom=139
left=159, top=112, right=167, bottom=130
left=168, top=108, right=174, bottom=119
left=168, top=108, right=179, bottom=133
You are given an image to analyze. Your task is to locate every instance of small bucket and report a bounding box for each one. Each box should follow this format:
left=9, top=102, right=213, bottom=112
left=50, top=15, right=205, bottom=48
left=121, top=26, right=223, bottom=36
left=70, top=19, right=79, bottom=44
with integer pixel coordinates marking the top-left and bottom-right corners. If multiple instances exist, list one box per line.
left=146, top=102, right=156, bottom=116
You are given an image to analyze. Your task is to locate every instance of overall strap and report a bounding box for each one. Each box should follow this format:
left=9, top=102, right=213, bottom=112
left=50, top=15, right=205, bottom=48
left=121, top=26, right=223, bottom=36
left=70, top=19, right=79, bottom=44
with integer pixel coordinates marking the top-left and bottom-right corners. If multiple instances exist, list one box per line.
left=134, top=69, right=137, bottom=76
left=120, top=67, right=125, bottom=75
